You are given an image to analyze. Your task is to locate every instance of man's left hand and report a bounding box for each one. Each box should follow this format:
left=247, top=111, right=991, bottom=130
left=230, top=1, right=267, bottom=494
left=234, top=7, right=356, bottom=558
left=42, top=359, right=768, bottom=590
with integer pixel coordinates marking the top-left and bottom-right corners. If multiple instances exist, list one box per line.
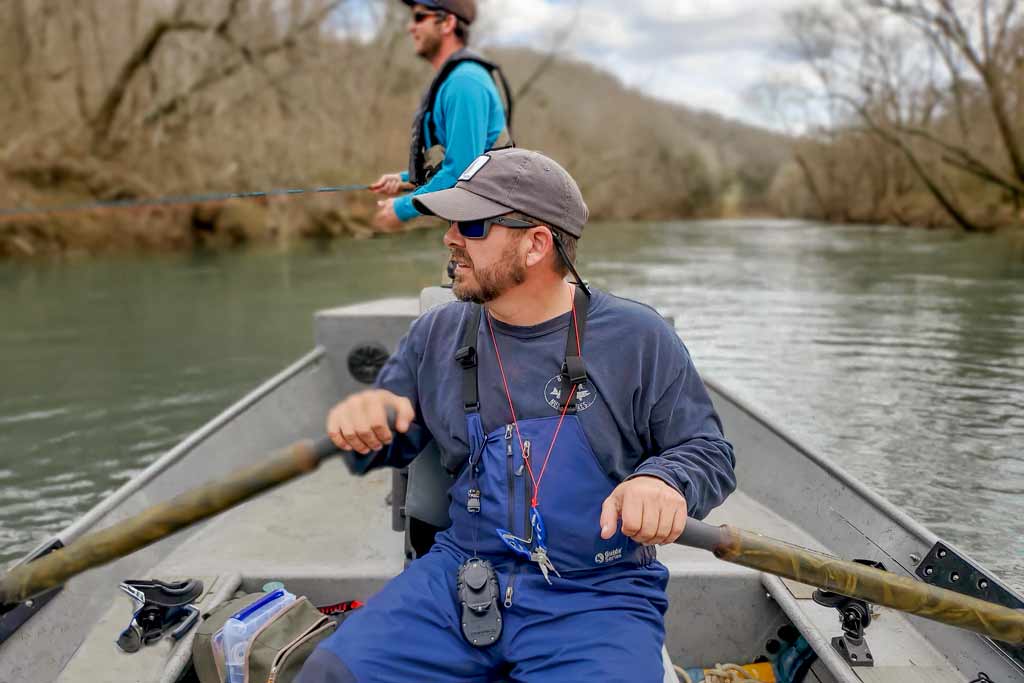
left=373, top=199, right=403, bottom=232
left=599, top=476, right=687, bottom=545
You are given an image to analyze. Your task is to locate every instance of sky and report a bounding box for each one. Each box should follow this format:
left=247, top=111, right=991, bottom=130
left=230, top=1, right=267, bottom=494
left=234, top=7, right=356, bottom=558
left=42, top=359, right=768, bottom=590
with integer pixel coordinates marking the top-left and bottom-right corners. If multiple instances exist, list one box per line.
left=477, top=0, right=815, bottom=128
left=341, top=0, right=823, bottom=130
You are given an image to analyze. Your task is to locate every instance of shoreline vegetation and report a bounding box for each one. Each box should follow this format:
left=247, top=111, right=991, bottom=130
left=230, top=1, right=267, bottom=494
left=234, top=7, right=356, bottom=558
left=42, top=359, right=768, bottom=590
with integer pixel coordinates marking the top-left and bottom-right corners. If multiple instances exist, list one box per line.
left=756, top=2, right=1024, bottom=237
left=0, top=1, right=1021, bottom=261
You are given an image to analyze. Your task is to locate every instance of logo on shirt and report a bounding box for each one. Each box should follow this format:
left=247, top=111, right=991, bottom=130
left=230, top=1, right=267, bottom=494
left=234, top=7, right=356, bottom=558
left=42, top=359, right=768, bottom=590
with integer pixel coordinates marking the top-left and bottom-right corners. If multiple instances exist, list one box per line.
left=595, top=547, right=623, bottom=564
left=458, top=155, right=491, bottom=181
left=543, top=374, right=597, bottom=413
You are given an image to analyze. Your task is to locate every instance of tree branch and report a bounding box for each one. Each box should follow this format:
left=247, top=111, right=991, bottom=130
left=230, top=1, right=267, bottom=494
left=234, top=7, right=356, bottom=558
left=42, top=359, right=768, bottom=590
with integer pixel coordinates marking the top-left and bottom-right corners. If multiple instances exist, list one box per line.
left=89, top=6, right=211, bottom=150
left=141, top=0, right=346, bottom=128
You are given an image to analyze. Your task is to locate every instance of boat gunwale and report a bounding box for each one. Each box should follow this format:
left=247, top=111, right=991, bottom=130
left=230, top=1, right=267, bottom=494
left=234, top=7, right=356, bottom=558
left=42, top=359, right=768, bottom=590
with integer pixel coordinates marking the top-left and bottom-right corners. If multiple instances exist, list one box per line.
left=704, top=376, right=938, bottom=550
left=12, top=346, right=328, bottom=569
left=704, top=378, right=1024, bottom=614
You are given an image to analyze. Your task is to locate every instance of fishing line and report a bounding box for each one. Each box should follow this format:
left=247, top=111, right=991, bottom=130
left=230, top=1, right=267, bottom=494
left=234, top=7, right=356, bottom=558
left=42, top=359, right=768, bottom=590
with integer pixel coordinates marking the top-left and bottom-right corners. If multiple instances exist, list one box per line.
left=0, top=183, right=370, bottom=223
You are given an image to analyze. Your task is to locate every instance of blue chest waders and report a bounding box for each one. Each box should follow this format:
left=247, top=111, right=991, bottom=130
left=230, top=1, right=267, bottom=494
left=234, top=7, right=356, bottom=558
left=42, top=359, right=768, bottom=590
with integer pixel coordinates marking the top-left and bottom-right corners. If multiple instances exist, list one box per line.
left=303, top=290, right=670, bottom=683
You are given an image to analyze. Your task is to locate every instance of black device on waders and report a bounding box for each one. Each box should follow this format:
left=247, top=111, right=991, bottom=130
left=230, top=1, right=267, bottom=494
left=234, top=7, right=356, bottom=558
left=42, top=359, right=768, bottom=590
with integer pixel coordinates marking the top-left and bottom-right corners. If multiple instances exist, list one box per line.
left=457, top=558, right=502, bottom=647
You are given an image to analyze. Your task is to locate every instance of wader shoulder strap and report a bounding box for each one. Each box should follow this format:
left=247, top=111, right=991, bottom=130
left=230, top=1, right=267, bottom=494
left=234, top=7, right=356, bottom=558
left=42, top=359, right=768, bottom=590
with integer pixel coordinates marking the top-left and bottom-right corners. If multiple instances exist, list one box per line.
left=455, top=304, right=482, bottom=412
left=458, top=292, right=587, bottom=415
left=562, top=287, right=590, bottom=387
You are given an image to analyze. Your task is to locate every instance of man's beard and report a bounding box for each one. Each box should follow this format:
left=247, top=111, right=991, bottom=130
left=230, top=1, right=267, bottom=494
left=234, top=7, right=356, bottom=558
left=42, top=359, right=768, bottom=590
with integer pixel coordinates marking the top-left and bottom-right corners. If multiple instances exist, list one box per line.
left=416, top=31, right=442, bottom=60
left=451, top=241, right=527, bottom=304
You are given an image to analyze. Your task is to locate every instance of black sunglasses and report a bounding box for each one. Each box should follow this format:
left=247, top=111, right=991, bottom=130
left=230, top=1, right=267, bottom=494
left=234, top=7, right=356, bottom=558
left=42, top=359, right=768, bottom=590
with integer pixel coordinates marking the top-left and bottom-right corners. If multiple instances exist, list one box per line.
left=455, top=215, right=538, bottom=239
left=412, top=9, right=445, bottom=23
left=453, top=216, right=592, bottom=295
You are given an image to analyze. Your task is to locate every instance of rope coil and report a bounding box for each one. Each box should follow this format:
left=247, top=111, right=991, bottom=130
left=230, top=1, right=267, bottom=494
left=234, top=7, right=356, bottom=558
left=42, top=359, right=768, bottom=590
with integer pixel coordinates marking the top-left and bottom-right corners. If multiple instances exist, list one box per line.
left=675, top=663, right=771, bottom=683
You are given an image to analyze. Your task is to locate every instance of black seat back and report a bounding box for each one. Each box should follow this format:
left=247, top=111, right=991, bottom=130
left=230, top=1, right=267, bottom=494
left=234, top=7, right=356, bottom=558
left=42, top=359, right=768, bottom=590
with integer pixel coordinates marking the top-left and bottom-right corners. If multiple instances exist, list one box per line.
left=391, top=287, right=458, bottom=561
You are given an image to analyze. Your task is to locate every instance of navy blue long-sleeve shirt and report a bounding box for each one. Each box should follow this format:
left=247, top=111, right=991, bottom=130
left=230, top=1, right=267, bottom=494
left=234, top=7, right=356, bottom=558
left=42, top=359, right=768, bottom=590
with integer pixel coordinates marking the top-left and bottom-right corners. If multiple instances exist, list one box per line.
left=347, top=289, right=736, bottom=520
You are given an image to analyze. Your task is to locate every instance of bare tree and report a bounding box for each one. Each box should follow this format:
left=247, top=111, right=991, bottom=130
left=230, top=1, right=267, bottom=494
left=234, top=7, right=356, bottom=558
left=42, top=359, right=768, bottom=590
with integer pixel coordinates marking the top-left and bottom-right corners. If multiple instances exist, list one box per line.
left=770, top=1, right=1024, bottom=230
left=865, top=0, right=1024, bottom=199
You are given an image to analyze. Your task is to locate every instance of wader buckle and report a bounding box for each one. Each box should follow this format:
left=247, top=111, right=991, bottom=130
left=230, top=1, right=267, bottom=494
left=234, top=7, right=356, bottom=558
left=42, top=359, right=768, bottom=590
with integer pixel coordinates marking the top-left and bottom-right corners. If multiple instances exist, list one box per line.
left=561, top=357, right=588, bottom=386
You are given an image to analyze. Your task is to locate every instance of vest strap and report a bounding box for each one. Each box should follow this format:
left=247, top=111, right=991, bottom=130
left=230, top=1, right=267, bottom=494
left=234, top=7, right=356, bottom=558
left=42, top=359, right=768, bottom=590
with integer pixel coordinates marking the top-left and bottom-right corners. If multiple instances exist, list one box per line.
left=409, top=49, right=516, bottom=187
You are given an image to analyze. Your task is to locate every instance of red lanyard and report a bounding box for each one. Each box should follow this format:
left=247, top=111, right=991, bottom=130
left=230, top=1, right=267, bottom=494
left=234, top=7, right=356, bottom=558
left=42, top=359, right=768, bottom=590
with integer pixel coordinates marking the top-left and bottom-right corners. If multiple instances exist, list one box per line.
left=485, top=286, right=582, bottom=508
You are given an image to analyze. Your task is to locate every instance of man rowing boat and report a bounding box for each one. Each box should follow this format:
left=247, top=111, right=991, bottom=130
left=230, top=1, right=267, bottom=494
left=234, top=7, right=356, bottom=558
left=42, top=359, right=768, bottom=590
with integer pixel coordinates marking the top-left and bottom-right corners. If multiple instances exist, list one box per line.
left=302, top=148, right=736, bottom=681
left=370, top=0, right=513, bottom=232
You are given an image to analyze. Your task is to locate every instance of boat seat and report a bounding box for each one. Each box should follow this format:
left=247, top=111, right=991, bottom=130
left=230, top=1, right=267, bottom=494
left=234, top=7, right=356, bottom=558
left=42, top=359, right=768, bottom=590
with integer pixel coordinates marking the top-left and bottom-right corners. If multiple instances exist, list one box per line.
left=394, top=441, right=453, bottom=561
left=392, top=286, right=458, bottom=561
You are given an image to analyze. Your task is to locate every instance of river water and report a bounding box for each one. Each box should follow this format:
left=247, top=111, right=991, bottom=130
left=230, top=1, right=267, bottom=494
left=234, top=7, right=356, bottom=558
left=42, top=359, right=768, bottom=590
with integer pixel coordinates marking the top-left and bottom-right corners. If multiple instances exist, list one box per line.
left=1, top=220, right=1022, bottom=589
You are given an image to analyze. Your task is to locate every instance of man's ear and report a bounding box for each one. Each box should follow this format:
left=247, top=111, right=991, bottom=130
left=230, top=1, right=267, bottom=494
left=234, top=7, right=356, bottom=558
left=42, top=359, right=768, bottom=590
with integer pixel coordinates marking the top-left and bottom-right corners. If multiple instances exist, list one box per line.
left=524, top=226, right=555, bottom=268
left=441, top=13, right=457, bottom=36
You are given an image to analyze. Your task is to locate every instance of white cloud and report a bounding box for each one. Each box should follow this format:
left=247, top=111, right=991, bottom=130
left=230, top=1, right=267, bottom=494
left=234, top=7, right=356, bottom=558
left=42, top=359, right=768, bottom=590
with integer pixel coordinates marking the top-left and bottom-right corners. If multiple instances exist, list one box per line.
left=340, top=0, right=829, bottom=128
left=478, top=0, right=829, bottom=127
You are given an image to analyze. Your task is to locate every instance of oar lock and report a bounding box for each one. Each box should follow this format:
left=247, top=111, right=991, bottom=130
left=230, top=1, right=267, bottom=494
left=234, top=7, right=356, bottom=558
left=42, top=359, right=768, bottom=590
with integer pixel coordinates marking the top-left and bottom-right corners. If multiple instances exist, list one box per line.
left=812, top=558, right=886, bottom=668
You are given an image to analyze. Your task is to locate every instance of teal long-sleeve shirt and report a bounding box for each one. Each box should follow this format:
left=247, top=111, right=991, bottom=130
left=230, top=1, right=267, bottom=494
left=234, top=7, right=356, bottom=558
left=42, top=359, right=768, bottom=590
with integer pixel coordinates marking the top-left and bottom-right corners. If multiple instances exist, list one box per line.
left=394, top=61, right=507, bottom=222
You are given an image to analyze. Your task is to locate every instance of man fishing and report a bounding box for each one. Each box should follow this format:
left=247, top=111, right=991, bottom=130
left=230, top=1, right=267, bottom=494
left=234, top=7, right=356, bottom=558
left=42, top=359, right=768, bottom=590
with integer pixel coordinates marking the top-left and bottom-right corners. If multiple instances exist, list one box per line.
left=300, top=148, right=736, bottom=682
left=370, top=0, right=513, bottom=232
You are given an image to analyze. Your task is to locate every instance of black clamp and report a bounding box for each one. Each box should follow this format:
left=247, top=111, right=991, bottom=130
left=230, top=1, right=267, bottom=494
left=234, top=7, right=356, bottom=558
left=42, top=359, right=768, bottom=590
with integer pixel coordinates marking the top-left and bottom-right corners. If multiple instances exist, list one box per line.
left=116, top=579, right=203, bottom=654
left=455, top=346, right=477, bottom=369
left=457, top=559, right=502, bottom=648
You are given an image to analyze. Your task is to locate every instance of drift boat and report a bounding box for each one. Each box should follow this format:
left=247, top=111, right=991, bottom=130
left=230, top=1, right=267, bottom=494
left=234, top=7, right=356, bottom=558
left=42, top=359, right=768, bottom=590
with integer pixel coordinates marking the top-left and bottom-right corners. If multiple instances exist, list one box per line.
left=1, top=288, right=1022, bottom=683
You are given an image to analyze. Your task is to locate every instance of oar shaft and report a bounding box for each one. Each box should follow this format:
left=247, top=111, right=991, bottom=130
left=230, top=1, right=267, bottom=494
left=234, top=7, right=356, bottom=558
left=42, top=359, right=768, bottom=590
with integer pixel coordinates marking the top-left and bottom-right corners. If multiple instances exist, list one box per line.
left=679, top=520, right=1024, bottom=645
left=0, top=438, right=335, bottom=606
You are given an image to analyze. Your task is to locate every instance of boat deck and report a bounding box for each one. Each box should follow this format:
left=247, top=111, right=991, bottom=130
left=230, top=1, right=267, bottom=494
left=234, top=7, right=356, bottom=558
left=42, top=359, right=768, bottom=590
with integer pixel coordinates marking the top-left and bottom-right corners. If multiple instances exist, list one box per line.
left=56, top=460, right=969, bottom=683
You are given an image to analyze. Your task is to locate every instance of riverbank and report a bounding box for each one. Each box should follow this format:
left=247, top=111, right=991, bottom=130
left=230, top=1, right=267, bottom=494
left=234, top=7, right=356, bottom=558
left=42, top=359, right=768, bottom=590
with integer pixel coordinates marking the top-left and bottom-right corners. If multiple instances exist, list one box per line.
left=0, top=171, right=781, bottom=261
left=0, top=175, right=396, bottom=259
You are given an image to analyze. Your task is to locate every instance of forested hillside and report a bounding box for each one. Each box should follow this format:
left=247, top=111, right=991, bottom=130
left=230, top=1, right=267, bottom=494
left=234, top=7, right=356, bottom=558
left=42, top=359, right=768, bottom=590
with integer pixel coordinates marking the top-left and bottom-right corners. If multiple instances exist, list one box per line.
left=0, top=0, right=790, bottom=258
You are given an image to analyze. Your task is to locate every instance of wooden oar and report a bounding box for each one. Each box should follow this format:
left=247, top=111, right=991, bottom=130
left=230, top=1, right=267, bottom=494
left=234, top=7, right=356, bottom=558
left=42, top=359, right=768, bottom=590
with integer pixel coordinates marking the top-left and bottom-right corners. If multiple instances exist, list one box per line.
left=0, top=436, right=339, bottom=608
left=2, top=435, right=1022, bottom=647
left=677, top=519, right=1024, bottom=645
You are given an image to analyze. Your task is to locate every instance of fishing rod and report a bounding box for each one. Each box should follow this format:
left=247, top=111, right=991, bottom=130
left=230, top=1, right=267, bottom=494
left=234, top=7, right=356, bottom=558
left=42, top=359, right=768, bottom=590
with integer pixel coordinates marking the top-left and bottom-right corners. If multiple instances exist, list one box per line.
left=1, top=433, right=1022, bottom=646
left=0, top=183, right=370, bottom=223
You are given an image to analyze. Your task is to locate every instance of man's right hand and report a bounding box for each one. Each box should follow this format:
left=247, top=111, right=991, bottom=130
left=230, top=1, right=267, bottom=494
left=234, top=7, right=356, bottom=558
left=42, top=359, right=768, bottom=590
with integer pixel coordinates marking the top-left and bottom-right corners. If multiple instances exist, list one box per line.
left=326, top=390, right=415, bottom=454
left=369, top=173, right=414, bottom=197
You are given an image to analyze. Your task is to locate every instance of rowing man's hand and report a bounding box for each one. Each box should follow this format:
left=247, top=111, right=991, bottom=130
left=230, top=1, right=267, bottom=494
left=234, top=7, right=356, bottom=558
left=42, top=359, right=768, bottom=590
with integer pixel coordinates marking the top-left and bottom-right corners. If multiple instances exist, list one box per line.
left=599, top=476, right=687, bottom=545
left=326, top=390, right=415, bottom=455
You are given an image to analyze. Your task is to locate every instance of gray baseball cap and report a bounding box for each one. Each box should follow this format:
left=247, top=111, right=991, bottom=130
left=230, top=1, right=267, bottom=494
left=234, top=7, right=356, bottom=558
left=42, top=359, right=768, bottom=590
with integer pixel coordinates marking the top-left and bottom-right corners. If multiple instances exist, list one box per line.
left=412, top=148, right=589, bottom=238
left=401, top=0, right=476, bottom=24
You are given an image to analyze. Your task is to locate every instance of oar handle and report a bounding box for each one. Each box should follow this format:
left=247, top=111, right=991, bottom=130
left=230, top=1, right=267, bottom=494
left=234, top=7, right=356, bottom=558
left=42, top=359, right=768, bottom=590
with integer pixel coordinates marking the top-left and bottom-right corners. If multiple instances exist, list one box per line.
left=676, top=520, right=1024, bottom=645
left=677, top=518, right=726, bottom=552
